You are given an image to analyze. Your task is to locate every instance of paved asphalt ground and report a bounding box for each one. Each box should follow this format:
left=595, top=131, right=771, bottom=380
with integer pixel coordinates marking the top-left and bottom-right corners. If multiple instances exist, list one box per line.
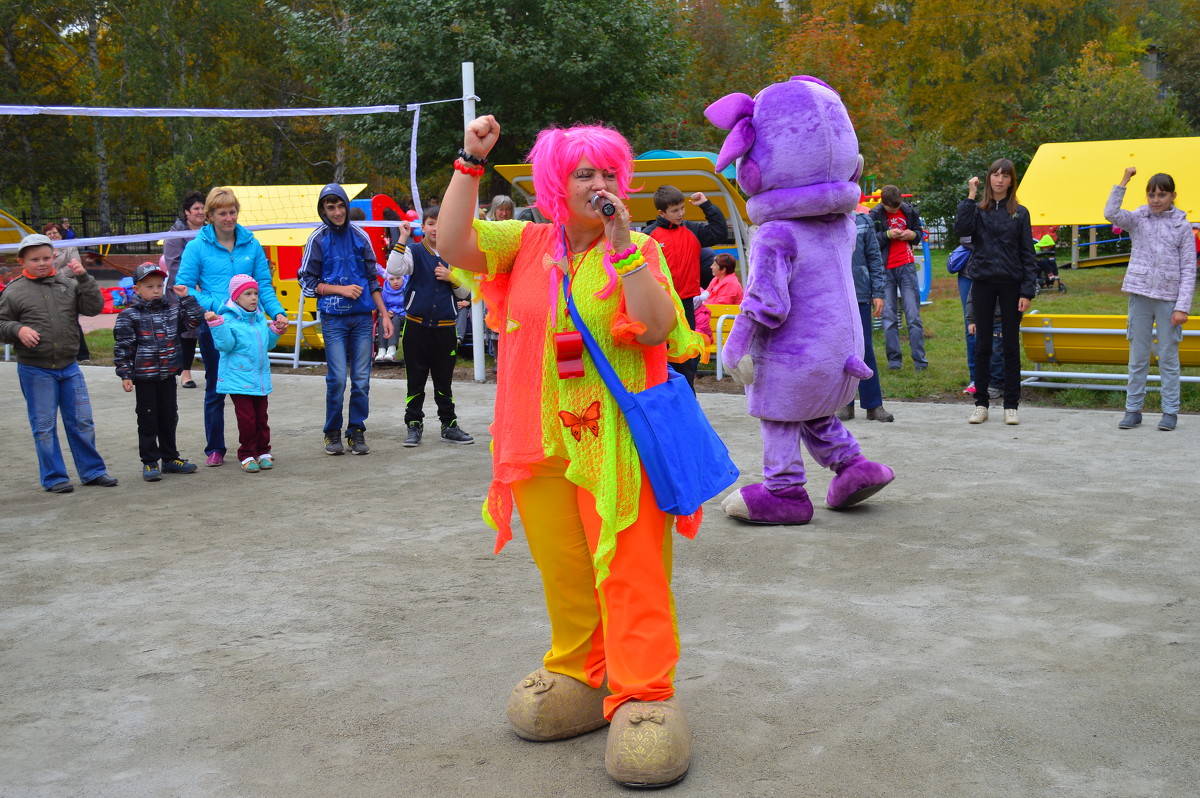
left=1, top=363, right=1197, bottom=797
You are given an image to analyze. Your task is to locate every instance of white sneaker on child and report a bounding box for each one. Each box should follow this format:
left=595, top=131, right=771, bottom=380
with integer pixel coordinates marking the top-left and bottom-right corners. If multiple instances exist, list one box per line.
left=374, top=349, right=386, bottom=362
left=384, top=345, right=396, bottom=362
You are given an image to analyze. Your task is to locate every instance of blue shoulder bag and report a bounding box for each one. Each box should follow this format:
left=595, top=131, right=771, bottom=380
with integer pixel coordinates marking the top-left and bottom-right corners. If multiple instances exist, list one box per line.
left=563, top=278, right=739, bottom=516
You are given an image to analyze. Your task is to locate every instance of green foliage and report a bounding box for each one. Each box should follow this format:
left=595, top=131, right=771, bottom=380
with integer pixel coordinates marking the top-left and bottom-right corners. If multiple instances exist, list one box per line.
left=1156, top=0, right=1200, bottom=130
left=1021, top=41, right=1191, bottom=145
left=277, top=0, right=688, bottom=201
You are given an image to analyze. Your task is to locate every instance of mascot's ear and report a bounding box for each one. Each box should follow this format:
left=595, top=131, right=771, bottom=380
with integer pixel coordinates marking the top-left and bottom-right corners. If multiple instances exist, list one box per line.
left=714, top=118, right=755, bottom=173
left=852, top=154, right=864, bottom=183
left=705, top=93, right=757, bottom=173
left=705, top=92, right=754, bottom=129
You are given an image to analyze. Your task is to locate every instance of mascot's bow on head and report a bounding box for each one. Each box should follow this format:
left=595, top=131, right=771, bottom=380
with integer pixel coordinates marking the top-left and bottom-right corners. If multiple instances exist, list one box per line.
left=705, top=75, right=894, bottom=525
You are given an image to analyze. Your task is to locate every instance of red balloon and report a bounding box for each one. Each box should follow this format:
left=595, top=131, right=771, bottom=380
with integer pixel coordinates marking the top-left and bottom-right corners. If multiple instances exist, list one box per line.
left=405, top=209, right=419, bottom=221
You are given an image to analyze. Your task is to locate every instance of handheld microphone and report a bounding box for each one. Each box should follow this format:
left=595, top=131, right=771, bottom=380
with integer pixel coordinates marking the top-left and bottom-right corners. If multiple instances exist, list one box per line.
left=589, top=193, right=616, bottom=217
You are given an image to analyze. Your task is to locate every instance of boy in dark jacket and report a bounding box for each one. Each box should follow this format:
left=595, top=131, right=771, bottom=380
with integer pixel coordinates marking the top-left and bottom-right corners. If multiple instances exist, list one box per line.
left=643, top=185, right=728, bottom=389
left=298, top=184, right=392, bottom=456
left=113, top=262, right=205, bottom=481
left=869, top=185, right=926, bottom=370
left=0, top=234, right=118, bottom=492
left=386, top=205, right=474, bottom=447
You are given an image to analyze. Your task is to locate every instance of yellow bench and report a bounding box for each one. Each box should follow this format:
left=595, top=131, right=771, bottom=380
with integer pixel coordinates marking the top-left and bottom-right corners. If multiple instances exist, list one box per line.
left=704, top=303, right=741, bottom=381
left=1020, top=311, right=1200, bottom=390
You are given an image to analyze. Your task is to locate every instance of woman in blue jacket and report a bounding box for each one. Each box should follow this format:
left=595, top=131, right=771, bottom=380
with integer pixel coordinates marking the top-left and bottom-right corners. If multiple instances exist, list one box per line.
left=177, top=187, right=288, bottom=466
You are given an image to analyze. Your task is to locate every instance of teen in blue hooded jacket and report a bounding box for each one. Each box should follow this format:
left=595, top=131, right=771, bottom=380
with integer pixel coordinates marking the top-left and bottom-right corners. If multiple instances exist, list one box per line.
left=297, top=183, right=392, bottom=456
left=177, top=187, right=288, bottom=467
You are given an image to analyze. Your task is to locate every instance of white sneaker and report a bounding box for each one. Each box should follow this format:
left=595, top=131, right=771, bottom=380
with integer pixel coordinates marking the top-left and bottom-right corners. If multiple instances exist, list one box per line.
left=1005, top=408, right=1020, bottom=425
left=384, top=345, right=397, bottom=362
left=374, top=349, right=387, bottom=362
left=968, top=406, right=989, bottom=424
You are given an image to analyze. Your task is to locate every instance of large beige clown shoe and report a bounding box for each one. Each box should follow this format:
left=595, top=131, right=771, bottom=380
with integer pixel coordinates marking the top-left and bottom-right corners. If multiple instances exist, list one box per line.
left=507, top=667, right=609, bottom=741
left=604, top=698, right=692, bottom=788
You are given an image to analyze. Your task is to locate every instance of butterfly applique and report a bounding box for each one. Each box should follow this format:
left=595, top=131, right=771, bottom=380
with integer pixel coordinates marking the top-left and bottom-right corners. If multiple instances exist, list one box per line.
left=558, top=401, right=601, bottom=442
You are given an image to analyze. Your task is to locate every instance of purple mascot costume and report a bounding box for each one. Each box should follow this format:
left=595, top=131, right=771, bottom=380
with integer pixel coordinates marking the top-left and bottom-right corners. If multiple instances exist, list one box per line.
left=706, top=76, right=895, bottom=525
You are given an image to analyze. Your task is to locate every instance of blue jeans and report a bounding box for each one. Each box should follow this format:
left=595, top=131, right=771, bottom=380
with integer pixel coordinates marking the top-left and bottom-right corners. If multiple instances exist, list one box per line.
left=18, top=362, right=108, bottom=488
left=854, top=301, right=884, bottom=409
left=882, top=262, right=926, bottom=368
left=958, top=274, right=977, bottom=382
left=322, top=312, right=374, bottom=434
left=197, top=325, right=227, bottom=456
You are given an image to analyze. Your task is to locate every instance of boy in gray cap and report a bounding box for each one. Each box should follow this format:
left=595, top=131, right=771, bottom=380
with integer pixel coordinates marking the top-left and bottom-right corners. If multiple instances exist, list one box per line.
left=0, top=234, right=118, bottom=492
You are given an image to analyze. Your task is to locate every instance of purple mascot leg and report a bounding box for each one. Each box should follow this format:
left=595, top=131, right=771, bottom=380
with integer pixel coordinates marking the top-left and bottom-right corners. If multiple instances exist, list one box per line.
left=802, top=415, right=895, bottom=509
left=722, top=420, right=815, bottom=525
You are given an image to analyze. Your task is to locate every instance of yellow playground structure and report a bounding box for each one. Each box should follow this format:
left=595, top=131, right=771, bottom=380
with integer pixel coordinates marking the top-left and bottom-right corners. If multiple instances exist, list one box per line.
left=1020, top=136, right=1198, bottom=268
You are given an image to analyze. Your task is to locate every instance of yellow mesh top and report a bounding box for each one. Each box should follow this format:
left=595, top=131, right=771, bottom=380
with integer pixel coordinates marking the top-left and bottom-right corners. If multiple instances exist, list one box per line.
left=465, top=219, right=704, bottom=585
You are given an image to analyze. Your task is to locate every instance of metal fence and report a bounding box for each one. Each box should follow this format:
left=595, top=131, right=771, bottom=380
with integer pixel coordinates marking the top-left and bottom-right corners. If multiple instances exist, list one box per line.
left=17, top=209, right=180, bottom=254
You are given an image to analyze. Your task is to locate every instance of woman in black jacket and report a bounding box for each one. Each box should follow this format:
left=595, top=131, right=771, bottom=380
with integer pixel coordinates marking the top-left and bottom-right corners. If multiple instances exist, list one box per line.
left=955, top=158, right=1038, bottom=425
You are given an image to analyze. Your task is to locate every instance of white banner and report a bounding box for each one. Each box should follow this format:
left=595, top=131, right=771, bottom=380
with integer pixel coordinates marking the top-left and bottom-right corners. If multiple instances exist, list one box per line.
left=0, top=105, right=401, bottom=118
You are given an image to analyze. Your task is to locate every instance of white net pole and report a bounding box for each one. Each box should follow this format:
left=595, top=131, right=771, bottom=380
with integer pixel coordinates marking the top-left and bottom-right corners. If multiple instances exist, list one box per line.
left=462, top=62, right=487, bottom=383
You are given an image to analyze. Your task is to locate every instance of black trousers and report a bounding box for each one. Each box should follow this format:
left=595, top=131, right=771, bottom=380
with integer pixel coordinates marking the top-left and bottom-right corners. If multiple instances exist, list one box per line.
left=674, top=299, right=699, bottom=391
left=971, top=280, right=1024, bottom=410
left=134, top=378, right=179, bottom=464
left=403, top=322, right=458, bottom=426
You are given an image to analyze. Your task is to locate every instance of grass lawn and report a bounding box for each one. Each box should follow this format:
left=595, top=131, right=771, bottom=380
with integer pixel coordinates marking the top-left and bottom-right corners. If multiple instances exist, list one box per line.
left=882, top=250, right=1200, bottom=413
left=73, top=256, right=1199, bottom=414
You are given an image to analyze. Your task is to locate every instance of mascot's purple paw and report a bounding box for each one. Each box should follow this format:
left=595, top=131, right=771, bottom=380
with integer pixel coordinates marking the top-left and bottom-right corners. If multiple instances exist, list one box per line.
left=826, top=455, right=895, bottom=509
left=722, top=483, right=814, bottom=525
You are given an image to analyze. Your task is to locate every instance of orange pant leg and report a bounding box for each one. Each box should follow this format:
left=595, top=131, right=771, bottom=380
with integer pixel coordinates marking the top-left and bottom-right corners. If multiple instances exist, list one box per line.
left=579, top=468, right=677, bottom=718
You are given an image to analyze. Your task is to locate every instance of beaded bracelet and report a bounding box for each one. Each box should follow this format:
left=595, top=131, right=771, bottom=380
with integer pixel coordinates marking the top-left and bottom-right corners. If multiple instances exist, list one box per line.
left=458, top=148, right=487, bottom=167
left=453, top=159, right=485, bottom=178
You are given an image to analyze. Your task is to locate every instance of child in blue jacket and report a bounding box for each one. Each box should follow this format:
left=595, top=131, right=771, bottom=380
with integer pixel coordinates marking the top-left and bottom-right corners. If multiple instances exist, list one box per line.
left=204, top=275, right=287, bottom=473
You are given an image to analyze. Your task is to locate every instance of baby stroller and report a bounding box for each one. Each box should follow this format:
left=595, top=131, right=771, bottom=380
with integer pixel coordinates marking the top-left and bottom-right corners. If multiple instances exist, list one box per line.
left=1033, top=234, right=1067, bottom=294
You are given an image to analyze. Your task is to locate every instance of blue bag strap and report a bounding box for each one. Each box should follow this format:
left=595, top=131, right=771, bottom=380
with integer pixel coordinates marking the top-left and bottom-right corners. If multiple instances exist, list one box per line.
left=561, top=275, right=635, bottom=410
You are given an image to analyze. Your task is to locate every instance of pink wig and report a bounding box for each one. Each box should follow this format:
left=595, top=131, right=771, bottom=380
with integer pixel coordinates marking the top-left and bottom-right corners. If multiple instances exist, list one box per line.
left=527, top=124, right=636, bottom=230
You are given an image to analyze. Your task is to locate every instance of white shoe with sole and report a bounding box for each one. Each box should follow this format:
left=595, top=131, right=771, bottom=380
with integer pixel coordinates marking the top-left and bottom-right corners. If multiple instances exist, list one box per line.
left=968, top=406, right=989, bottom=424
left=1005, top=408, right=1020, bottom=425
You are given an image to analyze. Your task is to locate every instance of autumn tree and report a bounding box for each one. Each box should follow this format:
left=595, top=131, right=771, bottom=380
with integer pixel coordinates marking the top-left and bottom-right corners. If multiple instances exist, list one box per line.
left=821, top=0, right=1119, bottom=147
left=642, top=0, right=791, bottom=153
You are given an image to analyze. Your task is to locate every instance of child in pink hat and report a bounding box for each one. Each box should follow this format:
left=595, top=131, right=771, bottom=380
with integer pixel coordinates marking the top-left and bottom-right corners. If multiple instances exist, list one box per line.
left=204, top=275, right=288, bottom=472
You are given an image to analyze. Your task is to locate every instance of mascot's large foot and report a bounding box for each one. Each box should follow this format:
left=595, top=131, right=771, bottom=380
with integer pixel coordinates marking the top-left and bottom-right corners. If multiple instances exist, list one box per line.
left=605, top=698, right=691, bottom=788
left=722, top=483, right=814, bottom=525
left=507, top=668, right=609, bottom=741
left=826, top=455, right=895, bottom=509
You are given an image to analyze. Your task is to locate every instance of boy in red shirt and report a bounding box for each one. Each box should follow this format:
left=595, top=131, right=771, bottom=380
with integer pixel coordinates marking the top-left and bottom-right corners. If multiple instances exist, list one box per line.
left=869, top=185, right=926, bottom=370
left=643, top=185, right=728, bottom=389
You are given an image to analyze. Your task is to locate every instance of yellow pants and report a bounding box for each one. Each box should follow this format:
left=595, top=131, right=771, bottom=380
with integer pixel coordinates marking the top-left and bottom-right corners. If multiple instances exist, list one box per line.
left=511, top=458, right=678, bottom=719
